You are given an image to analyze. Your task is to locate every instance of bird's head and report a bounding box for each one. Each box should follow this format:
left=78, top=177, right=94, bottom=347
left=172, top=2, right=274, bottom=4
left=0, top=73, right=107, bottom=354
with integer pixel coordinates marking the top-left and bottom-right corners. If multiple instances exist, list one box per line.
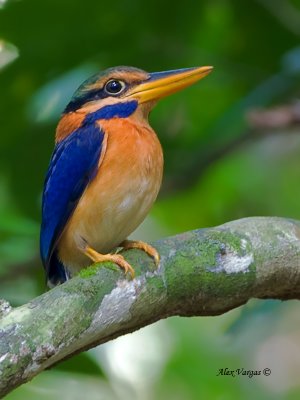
left=63, top=65, right=213, bottom=121
left=56, top=65, right=212, bottom=141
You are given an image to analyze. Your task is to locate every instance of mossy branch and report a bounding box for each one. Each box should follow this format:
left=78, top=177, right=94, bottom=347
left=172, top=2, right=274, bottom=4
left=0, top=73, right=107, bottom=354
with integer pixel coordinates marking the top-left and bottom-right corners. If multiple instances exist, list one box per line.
left=1, top=216, right=300, bottom=397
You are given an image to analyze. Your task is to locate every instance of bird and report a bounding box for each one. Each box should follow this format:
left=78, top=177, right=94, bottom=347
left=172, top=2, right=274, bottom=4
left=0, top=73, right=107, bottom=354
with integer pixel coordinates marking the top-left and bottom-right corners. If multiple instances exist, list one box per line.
left=40, top=65, right=213, bottom=287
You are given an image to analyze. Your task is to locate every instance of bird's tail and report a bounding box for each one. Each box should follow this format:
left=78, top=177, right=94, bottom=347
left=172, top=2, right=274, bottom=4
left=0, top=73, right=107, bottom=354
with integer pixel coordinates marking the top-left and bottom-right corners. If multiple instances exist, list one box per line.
left=47, top=252, right=70, bottom=288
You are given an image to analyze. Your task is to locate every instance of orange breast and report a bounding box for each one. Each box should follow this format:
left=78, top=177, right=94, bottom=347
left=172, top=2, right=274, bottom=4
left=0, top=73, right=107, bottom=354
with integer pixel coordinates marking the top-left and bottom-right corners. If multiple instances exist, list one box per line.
left=57, top=116, right=163, bottom=272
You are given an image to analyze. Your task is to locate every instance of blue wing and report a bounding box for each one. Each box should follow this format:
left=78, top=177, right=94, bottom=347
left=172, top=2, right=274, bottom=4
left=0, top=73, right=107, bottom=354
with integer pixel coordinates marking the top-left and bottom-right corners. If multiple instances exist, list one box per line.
left=40, top=124, right=104, bottom=285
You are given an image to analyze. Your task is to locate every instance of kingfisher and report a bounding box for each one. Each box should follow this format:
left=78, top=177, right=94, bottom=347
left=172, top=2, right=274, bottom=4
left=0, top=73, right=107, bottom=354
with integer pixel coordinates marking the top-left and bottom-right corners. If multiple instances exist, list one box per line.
left=40, top=65, right=213, bottom=287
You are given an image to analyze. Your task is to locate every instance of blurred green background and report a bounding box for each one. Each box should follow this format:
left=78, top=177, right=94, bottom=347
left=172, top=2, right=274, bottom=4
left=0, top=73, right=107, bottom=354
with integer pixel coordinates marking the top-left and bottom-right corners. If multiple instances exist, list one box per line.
left=1, top=0, right=300, bottom=398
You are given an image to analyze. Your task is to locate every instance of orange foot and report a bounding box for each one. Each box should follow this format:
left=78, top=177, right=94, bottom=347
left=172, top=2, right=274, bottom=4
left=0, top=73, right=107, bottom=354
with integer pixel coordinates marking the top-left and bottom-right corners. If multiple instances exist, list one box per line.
left=120, top=240, right=160, bottom=266
left=82, top=245, right=135, bottom=278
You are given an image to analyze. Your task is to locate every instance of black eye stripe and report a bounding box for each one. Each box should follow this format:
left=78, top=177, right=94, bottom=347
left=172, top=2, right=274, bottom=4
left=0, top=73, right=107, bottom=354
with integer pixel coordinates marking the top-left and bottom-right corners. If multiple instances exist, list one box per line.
left=65, top=80, right=128, bottom=113
left=64, top=89, right=105, bottom=113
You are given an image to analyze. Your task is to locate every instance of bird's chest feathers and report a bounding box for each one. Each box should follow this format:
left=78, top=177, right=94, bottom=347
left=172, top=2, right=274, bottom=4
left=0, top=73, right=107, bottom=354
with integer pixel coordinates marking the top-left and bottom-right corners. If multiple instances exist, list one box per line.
left=71, top=116, right=163, bottom=249
left=99, top=116, right=163, bottom=200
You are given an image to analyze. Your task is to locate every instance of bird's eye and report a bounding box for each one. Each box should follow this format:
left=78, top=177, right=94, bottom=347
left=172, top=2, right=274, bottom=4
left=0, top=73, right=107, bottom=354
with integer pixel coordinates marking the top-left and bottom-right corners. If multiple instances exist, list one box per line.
left=104, top=80, right=126, bottom=95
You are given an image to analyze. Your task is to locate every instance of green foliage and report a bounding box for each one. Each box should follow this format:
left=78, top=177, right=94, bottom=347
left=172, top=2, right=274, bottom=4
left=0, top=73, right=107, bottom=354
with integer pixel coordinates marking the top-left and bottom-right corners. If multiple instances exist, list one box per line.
left=1, top=0, right=300, bottom=398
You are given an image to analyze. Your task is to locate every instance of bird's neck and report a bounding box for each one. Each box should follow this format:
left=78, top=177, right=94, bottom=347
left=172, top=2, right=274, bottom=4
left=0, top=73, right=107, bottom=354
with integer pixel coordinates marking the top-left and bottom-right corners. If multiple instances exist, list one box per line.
left=55, top=112, right=85, bottom=142
left=97, top=112, right=156, bottom=140
left=55, top=105, right=155, bottom=143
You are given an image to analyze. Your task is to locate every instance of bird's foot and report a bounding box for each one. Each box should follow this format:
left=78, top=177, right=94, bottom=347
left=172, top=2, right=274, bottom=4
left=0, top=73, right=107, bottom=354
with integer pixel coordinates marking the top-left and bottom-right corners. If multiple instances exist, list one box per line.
left=120, top=240, right=160, bottom=266
left=83, top=245, right=135, bottom=278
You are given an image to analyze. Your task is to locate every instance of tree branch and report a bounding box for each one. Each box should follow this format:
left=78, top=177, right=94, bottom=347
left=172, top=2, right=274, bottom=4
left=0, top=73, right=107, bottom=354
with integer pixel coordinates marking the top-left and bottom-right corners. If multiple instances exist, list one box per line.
left=1, top=216, right=300, bottom=397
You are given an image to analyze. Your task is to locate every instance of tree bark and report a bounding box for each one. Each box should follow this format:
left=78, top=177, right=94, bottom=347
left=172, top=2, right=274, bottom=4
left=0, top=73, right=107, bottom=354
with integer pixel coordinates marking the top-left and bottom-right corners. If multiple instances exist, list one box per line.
left=1, top=216, right=300, bottom=397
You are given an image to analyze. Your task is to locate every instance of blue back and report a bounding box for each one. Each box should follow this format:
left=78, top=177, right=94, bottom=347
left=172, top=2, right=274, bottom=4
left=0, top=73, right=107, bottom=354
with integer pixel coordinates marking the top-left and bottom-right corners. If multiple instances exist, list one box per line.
left=40, top=124, right=104, bottom=285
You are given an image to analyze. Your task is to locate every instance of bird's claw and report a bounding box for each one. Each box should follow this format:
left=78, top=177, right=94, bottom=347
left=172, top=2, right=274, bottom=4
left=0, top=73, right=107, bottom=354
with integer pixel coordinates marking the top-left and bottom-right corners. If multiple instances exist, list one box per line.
left=108, top=253, right=135, bottom=278
left=120, top=240, right=160, bottom=266
left=81, top=245, right=135, bottom=279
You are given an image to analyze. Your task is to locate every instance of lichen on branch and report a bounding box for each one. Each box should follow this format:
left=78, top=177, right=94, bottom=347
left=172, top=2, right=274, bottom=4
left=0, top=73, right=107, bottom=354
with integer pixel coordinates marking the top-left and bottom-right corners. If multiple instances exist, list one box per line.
left=1, top=216, right=300, bottom=398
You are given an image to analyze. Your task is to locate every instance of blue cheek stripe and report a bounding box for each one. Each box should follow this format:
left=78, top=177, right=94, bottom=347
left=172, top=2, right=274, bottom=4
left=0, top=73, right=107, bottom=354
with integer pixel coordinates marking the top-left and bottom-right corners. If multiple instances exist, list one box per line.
left=84, top=100, right=138, bottom=124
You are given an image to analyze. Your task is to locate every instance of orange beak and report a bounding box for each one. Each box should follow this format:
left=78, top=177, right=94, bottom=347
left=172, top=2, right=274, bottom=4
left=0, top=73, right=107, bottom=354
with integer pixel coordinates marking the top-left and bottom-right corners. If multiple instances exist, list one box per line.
left=125, top=66, right=213, bottom=103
